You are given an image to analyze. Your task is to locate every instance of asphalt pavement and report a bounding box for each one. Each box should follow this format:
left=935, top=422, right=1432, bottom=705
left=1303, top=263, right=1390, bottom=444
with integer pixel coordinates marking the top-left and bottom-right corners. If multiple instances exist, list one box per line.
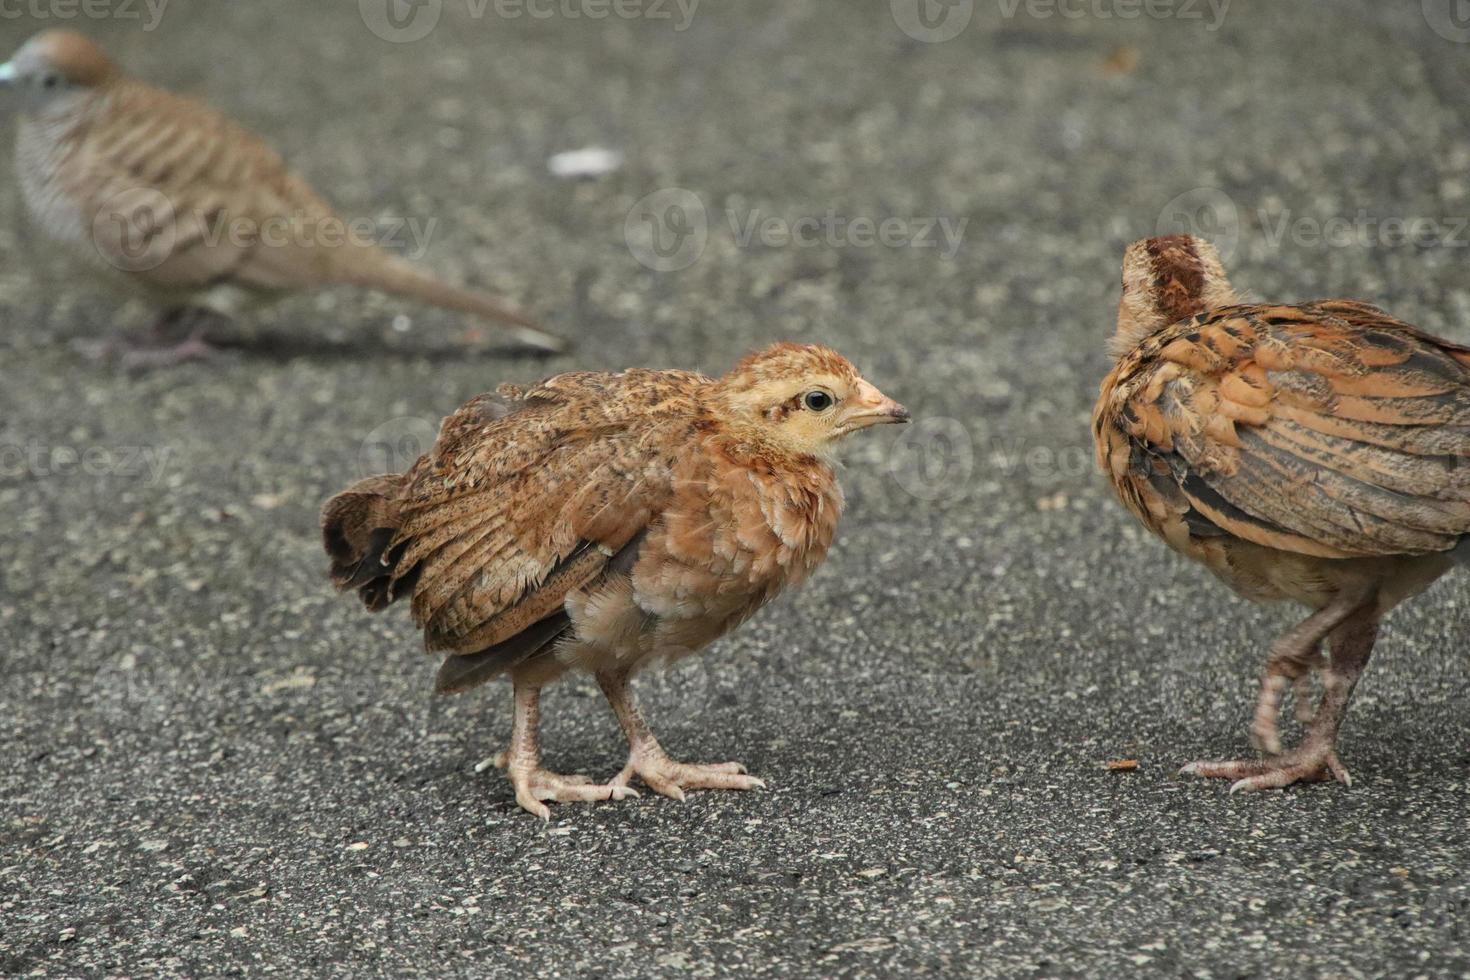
left=3, top=1, right=1470, bottom=976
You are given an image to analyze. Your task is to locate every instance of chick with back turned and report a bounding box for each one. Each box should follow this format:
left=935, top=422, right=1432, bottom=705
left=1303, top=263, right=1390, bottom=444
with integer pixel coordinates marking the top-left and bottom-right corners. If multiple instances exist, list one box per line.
left=1095, top=235, right=1470, bottom=792
left=322, top=343, right=909, bottom=818
left=0, top=30, right=564, bottom=365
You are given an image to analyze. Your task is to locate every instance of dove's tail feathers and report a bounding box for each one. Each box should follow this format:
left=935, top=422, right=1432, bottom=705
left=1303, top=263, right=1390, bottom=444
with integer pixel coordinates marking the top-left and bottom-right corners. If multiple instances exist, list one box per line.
left=321, top=472, right=414, bottom=612
left=338, top=252, right=567, bottom=354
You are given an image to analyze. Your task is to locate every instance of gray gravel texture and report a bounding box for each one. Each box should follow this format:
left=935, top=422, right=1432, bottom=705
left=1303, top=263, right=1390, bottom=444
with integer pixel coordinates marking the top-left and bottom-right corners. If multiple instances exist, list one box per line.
left=3, top=1, right=1470, bottom=976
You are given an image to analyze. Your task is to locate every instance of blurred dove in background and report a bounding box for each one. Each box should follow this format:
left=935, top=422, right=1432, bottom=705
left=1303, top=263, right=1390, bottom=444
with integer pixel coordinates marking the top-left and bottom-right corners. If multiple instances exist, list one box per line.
left=0, top=30, right=565, bottom=366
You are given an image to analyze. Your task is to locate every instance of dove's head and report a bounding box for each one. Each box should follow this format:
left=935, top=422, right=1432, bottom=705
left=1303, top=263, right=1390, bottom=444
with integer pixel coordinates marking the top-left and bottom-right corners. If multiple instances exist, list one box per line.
left=716, top=342, right=909, bottom=459
left=0, top=31, right=118, bottom=115
left=1112, top=234, right=1240, bottom=358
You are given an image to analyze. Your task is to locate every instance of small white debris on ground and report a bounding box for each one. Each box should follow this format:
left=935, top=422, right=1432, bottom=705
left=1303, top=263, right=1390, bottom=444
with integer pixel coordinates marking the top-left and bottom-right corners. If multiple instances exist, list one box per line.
left=547, top=147, right=624, bottom=179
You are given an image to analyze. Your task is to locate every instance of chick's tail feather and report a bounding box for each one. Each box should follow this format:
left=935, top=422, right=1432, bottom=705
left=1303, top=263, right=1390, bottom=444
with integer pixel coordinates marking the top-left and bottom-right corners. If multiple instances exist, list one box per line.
left=321, top=472, right=415, bottom=611
left=434, top=614, right=572, bottom=696
left=336, top=250, right=567, bottom=354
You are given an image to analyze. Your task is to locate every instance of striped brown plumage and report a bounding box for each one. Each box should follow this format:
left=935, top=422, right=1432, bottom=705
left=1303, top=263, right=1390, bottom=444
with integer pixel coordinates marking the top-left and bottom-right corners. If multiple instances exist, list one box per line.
left=1095, top=235, right=1470, bottom=792
left=322, top=343, right=909, bottom=818
left=1, top=30, right=563, bottom=357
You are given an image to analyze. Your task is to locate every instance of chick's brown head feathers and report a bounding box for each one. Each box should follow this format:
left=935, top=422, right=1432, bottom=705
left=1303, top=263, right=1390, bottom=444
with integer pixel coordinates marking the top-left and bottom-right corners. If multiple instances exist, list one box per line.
left=1112, top=234, right=1239, bottom=358
left=1096, top=234, right=1470, bottom=792
left=714, top=342, right=910, bottom=457
left=322, top=343, right=906, bottom=816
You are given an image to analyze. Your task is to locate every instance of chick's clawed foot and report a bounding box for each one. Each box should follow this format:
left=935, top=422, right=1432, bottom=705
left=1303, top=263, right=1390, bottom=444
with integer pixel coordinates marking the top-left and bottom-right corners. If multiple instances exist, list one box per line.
left=480, top=751, right=638, bottom=821
left=1181, top=742, right=1351, bottom=794
left=614, top=747, right=766, bottom=802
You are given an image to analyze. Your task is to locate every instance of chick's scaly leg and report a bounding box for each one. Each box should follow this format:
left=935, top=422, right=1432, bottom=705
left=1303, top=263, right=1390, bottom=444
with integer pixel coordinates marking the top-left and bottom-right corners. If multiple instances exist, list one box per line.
left=596, top=669, right=765, bottom=801
left=488, top=679, right=636, bottom=820
left=1247, top=593, right=1365, bottom=754
left=1184, top=610, right=1379, bottom=793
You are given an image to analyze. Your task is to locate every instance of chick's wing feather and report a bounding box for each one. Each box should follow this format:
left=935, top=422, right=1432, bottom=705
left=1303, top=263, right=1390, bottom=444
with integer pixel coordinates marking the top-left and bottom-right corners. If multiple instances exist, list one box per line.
left=392, top=370, right=705, bottom=656
left=1102, top=303, right=1470, bottom=558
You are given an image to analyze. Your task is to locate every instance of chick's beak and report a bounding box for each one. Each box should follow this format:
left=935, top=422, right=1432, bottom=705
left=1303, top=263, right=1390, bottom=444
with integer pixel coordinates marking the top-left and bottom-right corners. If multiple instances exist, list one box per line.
left=840, top=379, right=911, bottom=432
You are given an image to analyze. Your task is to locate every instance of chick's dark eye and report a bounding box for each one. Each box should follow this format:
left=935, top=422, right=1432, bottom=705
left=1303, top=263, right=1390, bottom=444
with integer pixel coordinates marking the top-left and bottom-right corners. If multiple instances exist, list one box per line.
left=803, top=390, right=834, bottom=412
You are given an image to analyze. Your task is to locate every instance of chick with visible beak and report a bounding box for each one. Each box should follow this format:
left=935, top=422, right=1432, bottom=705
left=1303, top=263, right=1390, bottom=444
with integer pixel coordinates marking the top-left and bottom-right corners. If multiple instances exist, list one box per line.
left=838, top=379, right=912, bottom=434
